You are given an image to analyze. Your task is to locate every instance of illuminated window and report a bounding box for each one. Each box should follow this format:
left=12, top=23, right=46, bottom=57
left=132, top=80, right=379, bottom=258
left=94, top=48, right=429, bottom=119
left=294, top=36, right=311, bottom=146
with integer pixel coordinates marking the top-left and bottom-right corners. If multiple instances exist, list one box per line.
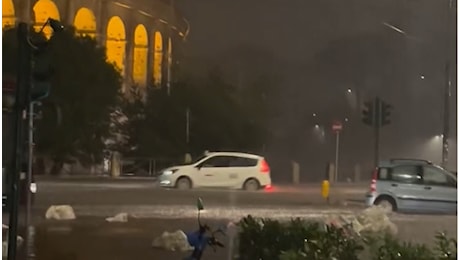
left=33, top=0, right=61, bottom=39
left=106, top=16, right=126, bottom=77
left=2, top=0, right=15, bottom=29
left=153, top=31, right=163, bottom=87
left=73, top=7, right=96, bottom=39
left=133, top=24, right=148, bottom=87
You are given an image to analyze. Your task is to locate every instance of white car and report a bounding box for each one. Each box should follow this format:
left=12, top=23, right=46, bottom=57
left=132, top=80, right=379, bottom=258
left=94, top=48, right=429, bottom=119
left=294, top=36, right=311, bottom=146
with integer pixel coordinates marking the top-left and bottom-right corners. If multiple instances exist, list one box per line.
left=158, top=152, right=272, bottom=190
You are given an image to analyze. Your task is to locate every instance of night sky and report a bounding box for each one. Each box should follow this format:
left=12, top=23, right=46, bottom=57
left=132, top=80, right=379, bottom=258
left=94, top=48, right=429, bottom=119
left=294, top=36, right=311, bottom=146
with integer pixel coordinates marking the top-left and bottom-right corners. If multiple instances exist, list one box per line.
left=177, top=0, right=458, bottom=177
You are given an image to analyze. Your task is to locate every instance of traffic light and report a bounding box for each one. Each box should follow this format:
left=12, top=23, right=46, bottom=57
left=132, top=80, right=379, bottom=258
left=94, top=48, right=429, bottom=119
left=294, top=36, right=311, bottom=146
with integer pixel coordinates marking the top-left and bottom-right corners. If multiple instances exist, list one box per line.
left=31, top=42, right=52, bottom=101
left=362, top=101, right=374, bottom=126
left=381, top=101, right=392, bottom=126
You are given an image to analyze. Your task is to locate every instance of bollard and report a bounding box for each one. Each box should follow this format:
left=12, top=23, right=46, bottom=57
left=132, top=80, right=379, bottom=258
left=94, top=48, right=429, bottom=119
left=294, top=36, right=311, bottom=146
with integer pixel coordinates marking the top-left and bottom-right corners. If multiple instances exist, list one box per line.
left=321, top=180, right=330, bottom=204
left=110, top=152, right=121, bottom=178
left=292, top=161, right=300, bottom=185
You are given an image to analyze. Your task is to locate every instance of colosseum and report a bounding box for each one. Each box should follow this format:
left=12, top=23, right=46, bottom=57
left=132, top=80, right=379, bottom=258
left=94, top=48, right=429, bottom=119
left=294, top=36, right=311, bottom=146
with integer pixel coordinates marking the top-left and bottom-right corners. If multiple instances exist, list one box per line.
left=3, top=0, right=190, bottom=89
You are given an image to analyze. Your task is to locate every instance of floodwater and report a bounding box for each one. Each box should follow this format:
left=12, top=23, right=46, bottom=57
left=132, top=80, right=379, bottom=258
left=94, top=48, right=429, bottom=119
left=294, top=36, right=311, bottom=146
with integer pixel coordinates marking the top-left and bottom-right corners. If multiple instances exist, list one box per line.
left=6, top=213, right=457, bottom=260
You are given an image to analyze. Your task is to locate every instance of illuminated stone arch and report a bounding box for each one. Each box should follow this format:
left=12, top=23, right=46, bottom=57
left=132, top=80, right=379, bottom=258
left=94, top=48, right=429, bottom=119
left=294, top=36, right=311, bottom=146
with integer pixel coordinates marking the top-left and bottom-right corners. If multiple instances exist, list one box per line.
left=73, top=7, right=96, bottom=39
left=33, top=0, right=61, bottom=39
left=106, top=16, right=126, bottom=77
left=2, top=0, right=16, bottom=29
left=132, top=24, right=148, bottom=87
left=153, top=31, right=163, bottom=87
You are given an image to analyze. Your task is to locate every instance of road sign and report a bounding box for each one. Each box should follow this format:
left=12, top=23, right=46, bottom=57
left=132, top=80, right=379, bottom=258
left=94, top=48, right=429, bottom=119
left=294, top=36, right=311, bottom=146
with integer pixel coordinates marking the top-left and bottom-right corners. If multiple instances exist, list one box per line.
left=332, top=121, right=343, bottom=132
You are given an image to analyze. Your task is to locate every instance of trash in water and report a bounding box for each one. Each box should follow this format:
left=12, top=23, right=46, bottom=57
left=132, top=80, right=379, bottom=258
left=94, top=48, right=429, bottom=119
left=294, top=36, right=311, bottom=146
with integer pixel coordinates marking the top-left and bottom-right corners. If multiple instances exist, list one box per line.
left=152, top=230, right=193, bottom=251
left=45, top=205, right=76, bottom=220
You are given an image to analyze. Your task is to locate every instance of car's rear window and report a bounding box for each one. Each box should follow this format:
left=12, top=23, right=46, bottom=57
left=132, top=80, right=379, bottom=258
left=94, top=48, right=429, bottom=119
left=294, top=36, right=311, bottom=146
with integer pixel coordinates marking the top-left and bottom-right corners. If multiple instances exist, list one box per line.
left=378, top=168, right=390, bottom=180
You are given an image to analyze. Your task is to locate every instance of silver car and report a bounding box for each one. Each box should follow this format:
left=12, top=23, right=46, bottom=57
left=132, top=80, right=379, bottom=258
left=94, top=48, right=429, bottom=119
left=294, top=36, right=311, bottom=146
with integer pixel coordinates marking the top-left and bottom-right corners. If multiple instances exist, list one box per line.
left=365, top=159, right=457, bottom=214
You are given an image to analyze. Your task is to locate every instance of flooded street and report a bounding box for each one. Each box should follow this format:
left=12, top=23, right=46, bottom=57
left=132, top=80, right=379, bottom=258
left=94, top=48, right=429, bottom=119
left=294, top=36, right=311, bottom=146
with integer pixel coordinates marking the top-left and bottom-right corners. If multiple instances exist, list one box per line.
left=7, top=213, right=456, bottom=260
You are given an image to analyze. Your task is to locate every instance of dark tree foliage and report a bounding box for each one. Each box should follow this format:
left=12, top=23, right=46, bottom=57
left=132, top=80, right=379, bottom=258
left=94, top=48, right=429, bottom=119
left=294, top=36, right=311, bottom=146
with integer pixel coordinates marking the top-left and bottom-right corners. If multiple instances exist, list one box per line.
left=118, top=69, right=275, bottom=159
left=3, top=26, right=122, bottom=171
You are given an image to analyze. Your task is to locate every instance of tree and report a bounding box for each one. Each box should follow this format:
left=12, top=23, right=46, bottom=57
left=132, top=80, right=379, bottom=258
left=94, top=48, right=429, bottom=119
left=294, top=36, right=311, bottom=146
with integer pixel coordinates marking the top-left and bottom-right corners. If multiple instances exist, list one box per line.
left=3, top=26, right=122, bottom=174
left=118, top=69, right=272, bottom=159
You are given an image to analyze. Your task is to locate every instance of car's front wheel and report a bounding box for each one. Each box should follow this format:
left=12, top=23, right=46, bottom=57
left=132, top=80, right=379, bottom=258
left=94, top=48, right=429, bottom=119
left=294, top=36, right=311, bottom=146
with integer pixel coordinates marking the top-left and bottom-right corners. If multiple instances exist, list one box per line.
left=176, top=177, right=192, bottom=190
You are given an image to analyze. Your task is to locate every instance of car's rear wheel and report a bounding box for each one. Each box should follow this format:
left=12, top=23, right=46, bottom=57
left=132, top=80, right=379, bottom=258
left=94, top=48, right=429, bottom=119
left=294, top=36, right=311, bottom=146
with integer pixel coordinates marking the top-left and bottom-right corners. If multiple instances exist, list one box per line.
left=375, top=197, right=396, bottom=213
left=243, top=179, right=260, bottom=191
left=176, top=177, right=192, bottom=190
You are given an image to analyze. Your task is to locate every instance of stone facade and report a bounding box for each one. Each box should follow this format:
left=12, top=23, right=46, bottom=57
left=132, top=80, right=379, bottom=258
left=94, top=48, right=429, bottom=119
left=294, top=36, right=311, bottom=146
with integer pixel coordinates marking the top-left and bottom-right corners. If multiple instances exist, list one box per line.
left=5, top=0, right=189, bottom=89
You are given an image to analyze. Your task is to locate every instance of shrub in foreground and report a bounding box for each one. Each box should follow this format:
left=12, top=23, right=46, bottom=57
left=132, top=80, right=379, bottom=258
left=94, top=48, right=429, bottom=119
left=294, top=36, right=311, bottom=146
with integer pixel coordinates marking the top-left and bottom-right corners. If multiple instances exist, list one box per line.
left=236, top=215, right=457, bottom=260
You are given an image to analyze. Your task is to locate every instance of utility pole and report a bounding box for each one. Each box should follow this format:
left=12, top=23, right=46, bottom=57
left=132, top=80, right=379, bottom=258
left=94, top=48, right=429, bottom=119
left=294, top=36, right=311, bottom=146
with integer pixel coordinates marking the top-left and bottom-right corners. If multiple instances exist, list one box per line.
left=8, top=22, right=32, bottom=260
left=441, top=0, right=453, bottom=168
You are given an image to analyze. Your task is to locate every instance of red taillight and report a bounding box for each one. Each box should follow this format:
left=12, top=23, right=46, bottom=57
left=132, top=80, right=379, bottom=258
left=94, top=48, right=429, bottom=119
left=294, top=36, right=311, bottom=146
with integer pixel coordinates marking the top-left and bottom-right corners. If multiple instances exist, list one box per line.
left=260, top=159, right=270, bottom=174
left=370, top=168, right=378, bottom=192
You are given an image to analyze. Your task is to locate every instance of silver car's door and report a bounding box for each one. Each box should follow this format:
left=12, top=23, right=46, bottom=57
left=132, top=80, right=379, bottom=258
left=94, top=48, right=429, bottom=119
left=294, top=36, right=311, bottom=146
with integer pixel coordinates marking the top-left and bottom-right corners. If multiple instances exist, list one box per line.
left=421, top=165, right=457, bottom=213
left=388, top=165, right=426, bottom=212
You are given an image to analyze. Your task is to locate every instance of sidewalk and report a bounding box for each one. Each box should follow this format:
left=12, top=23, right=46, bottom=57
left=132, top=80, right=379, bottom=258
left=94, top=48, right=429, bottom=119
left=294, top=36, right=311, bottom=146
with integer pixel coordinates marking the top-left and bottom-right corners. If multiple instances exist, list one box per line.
left=36, top=175, right=157, bottom=182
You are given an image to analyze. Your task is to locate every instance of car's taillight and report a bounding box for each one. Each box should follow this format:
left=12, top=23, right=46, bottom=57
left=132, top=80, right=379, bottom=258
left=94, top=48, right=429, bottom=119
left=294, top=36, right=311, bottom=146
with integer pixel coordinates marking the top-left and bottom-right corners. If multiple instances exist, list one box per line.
left=370, top=168, right=378, bottom=192
left=260, top=159, right=270, bottom=174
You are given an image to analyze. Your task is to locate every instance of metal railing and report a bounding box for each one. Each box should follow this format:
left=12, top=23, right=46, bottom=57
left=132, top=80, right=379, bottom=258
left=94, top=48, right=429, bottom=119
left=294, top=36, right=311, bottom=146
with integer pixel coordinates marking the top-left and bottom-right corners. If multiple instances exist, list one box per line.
left=120, top=157, right=181, bottom=177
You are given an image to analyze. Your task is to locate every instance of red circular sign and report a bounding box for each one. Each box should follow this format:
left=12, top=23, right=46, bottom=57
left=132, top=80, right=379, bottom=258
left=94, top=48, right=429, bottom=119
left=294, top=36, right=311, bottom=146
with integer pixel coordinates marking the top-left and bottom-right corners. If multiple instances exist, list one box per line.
left=332, top=121, right=343, bottom=132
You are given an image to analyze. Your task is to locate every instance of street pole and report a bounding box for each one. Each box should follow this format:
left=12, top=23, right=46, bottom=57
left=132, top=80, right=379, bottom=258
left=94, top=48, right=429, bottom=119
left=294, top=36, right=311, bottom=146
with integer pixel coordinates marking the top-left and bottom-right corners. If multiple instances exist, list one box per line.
left=334, top=131, right=340, bottom=183
left=25, top=101, right=36, bottom=259
left=441, top=0, right=453, bottom=168
left=8, top=22, right=32, bottom=260
left=373, top=97, right=381, bottom=168
left=166, top=0, right=175, bottom=96
left=186, top=107, right=190, bottom=145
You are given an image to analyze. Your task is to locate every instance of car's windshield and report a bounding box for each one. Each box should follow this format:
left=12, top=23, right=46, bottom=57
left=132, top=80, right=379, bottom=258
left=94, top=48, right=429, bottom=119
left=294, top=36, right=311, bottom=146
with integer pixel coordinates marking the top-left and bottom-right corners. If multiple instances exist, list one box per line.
left=192, top=155, right=208, bottom=165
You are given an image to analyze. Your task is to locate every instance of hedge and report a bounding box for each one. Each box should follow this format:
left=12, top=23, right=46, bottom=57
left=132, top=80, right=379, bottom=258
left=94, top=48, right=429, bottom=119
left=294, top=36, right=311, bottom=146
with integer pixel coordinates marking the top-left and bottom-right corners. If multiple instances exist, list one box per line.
left=233, top=215, right=457, bottom=260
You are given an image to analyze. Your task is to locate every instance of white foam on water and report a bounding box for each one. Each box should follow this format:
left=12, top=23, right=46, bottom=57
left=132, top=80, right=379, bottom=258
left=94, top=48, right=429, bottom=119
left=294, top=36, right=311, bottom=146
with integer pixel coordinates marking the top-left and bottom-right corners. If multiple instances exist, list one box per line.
left=71, top=205, right=357, bottom=220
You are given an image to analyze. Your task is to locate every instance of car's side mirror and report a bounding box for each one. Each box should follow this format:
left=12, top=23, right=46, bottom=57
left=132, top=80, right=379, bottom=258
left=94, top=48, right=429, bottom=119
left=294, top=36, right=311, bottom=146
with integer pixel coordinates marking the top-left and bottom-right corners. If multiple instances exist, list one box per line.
left=195, top=164, right=202, bottom=170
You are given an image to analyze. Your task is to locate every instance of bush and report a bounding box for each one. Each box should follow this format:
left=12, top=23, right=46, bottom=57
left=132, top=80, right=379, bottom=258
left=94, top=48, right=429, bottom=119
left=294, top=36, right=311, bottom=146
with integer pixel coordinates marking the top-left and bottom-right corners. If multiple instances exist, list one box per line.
left=235, top=215, right=457, bottom=260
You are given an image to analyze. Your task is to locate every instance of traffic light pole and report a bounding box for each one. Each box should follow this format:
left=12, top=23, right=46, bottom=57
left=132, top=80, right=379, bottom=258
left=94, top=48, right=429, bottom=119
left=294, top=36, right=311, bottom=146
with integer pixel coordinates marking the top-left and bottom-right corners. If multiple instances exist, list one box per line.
left=373, top=98, right=381, bottom=168
left=25, top=101, right=37, bottom=259
left=7, top=22, right=32, bottom=260
left=374, top=99, right=380, bottom=167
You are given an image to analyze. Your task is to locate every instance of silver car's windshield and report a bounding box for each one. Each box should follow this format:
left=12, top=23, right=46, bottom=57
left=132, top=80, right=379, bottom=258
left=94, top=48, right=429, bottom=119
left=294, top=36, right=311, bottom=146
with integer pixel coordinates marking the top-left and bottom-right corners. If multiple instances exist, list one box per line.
left=433, top=165, right=457, bottom=181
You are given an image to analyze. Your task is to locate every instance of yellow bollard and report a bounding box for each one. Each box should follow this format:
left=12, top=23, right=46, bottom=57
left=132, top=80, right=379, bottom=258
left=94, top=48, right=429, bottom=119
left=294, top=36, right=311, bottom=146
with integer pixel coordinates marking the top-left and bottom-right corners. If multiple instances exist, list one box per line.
left=321, top=180, right=330, bottom=204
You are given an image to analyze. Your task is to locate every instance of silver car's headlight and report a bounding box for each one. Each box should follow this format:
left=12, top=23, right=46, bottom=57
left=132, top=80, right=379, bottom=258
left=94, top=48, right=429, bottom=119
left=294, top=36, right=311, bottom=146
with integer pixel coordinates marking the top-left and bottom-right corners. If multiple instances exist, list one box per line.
left=163, top=169, right=178, bottom=175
